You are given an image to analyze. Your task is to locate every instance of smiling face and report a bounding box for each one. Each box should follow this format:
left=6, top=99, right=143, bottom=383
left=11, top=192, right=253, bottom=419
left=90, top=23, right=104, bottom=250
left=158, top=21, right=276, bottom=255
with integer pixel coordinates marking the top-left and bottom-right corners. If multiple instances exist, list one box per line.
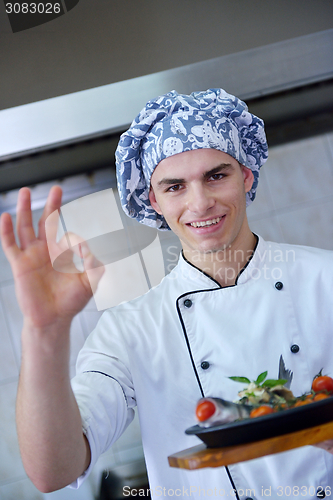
left=149, top=149, right=254, bottom=261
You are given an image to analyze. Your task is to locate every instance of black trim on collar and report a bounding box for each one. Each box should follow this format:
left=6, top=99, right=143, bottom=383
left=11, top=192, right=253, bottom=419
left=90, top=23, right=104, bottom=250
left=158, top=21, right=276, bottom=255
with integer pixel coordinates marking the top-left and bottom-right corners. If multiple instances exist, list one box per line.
left=181, top=251, right=222, bottom=289
left=181, top=233, right=259, bottom=288
left=235, top=233, right=259, bottom=285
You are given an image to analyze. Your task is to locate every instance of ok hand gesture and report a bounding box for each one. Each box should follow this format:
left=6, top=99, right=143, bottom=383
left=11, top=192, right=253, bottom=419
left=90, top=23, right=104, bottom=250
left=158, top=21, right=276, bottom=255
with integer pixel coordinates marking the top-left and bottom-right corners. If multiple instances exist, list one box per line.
left=0, top=186, right=104, bottom=331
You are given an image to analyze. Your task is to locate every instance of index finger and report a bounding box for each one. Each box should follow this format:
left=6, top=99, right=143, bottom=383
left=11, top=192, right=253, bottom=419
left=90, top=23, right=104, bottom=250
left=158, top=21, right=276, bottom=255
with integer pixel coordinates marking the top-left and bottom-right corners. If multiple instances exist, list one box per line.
left=0, top=212, right=21, bottom=263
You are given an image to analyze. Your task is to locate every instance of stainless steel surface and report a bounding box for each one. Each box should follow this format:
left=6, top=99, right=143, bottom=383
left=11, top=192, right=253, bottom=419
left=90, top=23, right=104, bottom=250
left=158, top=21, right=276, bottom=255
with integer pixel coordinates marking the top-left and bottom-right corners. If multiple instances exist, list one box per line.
left=0, top=29, right=332, bottom=160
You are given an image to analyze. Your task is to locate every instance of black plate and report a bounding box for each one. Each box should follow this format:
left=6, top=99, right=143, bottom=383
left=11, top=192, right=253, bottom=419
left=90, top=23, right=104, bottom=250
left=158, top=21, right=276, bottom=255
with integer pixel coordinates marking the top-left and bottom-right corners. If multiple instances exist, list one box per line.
left=185, top=397, right=333, bottom=448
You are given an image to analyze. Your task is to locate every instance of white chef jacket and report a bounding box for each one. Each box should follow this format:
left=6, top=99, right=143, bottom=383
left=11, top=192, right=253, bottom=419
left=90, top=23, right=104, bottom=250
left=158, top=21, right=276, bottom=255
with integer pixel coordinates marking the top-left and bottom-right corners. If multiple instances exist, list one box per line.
left=71, top=235, right=333, bottom=500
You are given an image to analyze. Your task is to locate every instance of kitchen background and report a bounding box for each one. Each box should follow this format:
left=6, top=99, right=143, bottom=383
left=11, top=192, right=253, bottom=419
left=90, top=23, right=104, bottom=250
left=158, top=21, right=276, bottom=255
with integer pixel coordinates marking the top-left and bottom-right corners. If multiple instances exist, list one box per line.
left=0, top=1, right=333, bottom=499
left=1, top=131, right=333, bottom=500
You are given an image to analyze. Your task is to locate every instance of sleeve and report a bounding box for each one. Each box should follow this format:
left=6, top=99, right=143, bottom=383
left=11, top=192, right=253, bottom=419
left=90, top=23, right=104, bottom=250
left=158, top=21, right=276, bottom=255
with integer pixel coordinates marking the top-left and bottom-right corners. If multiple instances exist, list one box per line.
left=68, top=310, right=136, bottom=488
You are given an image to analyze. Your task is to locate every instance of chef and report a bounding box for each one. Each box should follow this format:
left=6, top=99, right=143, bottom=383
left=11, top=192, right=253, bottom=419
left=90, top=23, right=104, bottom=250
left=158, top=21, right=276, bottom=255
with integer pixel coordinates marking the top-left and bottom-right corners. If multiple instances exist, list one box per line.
left=1, top=89, right=333, bottom=500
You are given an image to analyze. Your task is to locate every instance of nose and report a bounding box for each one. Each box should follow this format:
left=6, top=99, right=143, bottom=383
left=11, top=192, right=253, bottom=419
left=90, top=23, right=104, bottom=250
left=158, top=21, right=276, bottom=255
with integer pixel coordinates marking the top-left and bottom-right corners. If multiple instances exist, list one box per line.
left=186, top=184, right=215, bottom=215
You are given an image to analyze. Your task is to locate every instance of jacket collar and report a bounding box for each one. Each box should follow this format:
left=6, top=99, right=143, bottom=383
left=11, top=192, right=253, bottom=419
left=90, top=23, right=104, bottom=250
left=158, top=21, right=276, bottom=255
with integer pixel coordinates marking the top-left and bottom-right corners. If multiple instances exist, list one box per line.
left=172, top=234, right=268, bottom=290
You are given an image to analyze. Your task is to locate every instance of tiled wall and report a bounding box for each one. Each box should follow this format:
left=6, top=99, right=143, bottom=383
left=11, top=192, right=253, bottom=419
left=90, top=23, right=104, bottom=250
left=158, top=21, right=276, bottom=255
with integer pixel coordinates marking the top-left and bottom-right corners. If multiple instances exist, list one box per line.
left=0, top=131, right=332, bottom=500
left=247, top=132, right=333, bottom=249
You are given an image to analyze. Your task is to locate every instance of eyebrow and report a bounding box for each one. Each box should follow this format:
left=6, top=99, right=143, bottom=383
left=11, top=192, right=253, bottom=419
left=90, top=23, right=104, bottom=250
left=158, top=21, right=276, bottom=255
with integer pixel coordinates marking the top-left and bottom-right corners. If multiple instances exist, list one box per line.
left=156, top=163, right=233, bottom=187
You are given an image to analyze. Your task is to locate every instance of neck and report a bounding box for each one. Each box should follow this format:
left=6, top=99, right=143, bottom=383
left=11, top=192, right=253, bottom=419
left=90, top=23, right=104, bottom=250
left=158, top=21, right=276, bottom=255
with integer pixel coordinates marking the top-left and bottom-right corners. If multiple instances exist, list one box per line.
left=182, top=231, right=257, bottom=287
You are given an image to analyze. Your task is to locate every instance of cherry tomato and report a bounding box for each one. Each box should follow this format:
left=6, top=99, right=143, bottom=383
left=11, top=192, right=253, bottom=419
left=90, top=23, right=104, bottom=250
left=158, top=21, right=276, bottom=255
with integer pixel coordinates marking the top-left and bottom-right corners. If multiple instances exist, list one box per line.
left=294, top=399, right=311, bottom=407
left=250, top=405, right=275, bottom=418
left=311, top=375, right=333, bottom=395
left=196, top=400, right=216, bottom=422
left=313, top=393, right=330, bottom=402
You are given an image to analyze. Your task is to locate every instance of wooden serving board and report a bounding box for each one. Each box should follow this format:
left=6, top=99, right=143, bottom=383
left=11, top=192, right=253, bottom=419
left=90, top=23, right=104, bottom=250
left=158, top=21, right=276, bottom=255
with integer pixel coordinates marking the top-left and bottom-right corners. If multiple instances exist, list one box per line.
left=168, top=420, right=333, bottom=470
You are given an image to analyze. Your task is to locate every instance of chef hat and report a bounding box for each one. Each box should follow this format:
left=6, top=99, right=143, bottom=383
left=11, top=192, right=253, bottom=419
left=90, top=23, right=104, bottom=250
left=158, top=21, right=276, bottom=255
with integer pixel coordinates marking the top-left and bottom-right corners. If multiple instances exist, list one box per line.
left=115, top=88, right=268, bottom=230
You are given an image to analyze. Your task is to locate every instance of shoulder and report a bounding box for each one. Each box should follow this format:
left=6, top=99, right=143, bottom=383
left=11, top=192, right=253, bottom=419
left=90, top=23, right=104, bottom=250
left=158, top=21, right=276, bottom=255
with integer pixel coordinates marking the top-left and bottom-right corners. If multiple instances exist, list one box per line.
left=272, top=241, right=332, bottom=263
left=264, top=240, right=333, bottom=279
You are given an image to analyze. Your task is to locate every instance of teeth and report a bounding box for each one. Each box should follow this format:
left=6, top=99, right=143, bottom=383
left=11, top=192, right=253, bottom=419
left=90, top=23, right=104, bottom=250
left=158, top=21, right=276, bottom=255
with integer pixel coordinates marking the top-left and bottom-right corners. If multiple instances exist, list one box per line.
left=190, top=217, right=222, bottom=228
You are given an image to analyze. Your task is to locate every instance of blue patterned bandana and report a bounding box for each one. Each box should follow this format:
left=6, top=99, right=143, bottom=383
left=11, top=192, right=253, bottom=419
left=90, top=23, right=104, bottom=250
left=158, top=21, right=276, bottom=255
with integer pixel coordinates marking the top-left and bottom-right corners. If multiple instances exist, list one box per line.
left=115, top=88, right=268, bottom=230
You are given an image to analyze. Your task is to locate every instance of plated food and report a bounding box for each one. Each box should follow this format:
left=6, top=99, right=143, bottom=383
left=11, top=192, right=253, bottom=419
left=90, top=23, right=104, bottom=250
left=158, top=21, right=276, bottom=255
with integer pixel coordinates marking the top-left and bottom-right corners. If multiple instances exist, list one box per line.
left=195, top=370, right=333, bottom=427
left=186, top=370, right=333, bottom=449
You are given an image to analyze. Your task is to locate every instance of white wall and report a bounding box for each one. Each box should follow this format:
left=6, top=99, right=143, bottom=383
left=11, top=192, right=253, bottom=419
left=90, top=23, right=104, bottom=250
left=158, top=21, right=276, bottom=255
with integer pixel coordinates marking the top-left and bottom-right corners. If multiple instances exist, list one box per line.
left=247, top=132, right=333, bottom=250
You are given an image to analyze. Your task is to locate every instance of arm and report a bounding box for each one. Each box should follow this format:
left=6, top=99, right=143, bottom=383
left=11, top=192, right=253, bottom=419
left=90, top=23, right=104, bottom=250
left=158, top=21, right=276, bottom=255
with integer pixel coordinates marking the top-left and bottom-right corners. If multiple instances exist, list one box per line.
left=17, top=319, right=91, bottom=492
left=0, top=187, right=103, bottom=492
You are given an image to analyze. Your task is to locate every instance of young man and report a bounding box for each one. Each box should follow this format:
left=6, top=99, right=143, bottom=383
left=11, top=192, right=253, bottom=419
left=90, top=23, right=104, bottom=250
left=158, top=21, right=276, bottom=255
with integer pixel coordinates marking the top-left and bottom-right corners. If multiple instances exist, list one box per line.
left=1, top=89, right=333, bottom=499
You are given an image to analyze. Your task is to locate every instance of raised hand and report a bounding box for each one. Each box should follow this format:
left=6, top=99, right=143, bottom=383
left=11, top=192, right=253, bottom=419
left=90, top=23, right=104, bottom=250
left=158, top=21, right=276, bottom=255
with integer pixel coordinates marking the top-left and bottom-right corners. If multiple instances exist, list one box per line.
left=0, top=185, right=102, bottom=491
left=0, top=186, right=104, bottom=330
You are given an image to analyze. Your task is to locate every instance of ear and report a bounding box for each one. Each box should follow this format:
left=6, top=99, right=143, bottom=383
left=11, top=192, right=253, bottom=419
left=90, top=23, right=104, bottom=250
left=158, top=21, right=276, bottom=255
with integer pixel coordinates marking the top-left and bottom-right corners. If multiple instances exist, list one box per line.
left=241, top=166, right=254, bottom=193
left=148, top=186, right=163, bottom=215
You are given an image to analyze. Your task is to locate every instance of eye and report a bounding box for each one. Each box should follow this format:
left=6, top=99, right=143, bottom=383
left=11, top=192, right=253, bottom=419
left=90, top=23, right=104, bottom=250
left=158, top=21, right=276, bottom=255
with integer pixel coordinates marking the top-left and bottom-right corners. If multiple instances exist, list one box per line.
left=209, top=173, right=225, bottom=181
left=166, top=184, right=182, bottom=192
